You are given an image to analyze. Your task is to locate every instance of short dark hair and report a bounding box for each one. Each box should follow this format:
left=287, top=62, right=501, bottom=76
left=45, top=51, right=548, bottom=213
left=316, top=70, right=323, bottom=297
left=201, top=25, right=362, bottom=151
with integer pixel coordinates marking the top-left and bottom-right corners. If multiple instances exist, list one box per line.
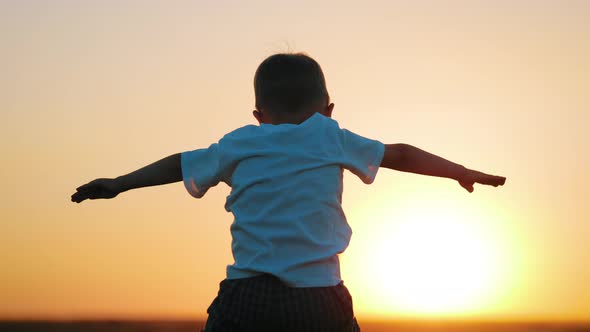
left=254, top=53, right=329, bottom=115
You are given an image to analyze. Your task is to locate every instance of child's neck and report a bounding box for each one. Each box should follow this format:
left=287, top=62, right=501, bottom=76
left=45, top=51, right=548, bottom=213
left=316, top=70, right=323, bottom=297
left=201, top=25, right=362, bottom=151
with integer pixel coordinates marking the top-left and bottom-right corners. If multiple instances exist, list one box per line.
left=268, top=109, right=321, bottom=125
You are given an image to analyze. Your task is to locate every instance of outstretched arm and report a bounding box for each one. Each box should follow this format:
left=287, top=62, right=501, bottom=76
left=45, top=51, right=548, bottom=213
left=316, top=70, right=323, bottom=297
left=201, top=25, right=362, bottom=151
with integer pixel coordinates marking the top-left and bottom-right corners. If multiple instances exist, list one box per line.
left=380, top=144, right=506, bottom=192
left=71, top=153, right=182, bottom=203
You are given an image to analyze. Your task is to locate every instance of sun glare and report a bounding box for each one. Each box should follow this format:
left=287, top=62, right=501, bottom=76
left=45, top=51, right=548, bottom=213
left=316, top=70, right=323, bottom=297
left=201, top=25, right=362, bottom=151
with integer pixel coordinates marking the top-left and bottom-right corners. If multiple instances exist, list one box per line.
left=343, top=194, right=510, bottom=318
left=372, top=213, right=497, bottom=313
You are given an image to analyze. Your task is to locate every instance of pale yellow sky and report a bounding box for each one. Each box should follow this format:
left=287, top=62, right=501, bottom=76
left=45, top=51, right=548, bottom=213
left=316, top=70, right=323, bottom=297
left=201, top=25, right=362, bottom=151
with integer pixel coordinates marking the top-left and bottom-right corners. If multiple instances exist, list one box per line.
left=1, top=0, right=589, bottom=321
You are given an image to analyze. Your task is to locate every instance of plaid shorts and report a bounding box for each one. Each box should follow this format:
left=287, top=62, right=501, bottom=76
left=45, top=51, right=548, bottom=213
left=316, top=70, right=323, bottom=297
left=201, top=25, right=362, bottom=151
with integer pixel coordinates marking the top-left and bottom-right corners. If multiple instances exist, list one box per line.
left=202, top=273, right=361, bottom=332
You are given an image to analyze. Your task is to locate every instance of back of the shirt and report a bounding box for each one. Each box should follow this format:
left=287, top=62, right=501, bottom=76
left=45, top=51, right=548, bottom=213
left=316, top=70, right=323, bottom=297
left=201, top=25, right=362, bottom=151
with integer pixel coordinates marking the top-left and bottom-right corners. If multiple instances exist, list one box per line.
left=181, top=112, right=384, bottom=287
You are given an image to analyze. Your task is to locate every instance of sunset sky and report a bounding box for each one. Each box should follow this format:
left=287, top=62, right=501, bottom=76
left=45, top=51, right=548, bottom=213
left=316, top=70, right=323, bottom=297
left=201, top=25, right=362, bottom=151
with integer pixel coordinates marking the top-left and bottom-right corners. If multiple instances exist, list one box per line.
left=1, top=0, right=589, bottom=322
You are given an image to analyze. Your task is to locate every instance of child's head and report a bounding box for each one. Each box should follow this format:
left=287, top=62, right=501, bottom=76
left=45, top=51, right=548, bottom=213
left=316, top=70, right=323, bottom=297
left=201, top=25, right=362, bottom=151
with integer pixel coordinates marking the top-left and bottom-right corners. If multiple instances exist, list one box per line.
left=253, top=53, right=334, bottom=125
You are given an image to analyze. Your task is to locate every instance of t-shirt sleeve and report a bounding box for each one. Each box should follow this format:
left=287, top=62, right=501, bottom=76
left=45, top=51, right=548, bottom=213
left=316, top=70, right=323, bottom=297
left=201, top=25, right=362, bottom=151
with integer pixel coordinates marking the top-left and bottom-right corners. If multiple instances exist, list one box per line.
left=181, top=143, right=223, bottom=198
left=339, top=129, right=385, bottom=184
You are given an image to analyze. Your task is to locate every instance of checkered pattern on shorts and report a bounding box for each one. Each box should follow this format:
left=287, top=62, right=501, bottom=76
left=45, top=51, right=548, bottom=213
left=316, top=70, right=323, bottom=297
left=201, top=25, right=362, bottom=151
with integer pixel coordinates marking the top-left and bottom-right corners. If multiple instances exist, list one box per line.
left=202, top=273, right=361, bottom=332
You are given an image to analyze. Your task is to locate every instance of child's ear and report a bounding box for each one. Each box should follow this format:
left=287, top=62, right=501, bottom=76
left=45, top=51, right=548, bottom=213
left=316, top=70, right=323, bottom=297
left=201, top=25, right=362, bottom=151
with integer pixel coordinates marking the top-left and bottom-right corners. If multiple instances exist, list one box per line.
left=321, top=103, right=334, bottom=118
left=253, top=110, right=263, bottom=124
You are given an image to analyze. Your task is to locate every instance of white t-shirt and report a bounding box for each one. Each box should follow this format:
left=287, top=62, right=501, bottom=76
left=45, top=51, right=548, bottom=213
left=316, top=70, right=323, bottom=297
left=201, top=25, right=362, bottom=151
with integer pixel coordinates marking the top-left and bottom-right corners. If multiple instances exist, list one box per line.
left=181, top=112, right=385, bottom=287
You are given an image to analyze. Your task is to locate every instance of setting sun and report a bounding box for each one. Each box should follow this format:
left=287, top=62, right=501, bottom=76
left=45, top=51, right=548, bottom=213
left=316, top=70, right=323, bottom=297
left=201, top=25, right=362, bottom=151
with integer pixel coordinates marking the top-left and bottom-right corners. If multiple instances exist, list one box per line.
left=343, top=190, right=511, bottom=318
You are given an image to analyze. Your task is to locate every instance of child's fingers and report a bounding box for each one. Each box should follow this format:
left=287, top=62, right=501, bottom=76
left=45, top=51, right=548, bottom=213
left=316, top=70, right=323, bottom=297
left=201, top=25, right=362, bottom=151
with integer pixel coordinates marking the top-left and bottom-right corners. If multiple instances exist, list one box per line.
left=77, top=179, right=98, bottom=191
left=463, top=183, right=474, bottom=193
left=478, top=174, right=506, bottom=187
left=72, top=184, right=98, bottom=203
left=71, top=191, right=88, bottom=203
left=488, top=175, right=506, bottom=186
left=76, top=184, right=92, bottom=192
left=459, top=180, right=474, bottom=193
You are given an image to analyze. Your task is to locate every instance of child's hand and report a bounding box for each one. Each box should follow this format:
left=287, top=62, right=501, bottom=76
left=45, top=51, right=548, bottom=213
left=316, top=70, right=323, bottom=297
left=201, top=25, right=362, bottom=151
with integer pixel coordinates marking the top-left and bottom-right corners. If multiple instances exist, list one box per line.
left=71, top=178, right=122, bottom=203
left=458, top=169, right=506, bottom=193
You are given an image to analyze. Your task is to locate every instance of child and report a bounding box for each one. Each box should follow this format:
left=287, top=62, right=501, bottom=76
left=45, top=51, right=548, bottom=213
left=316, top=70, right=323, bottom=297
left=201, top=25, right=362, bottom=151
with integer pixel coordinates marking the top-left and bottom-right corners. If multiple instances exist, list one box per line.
left=71, top=53, right=506, bottom=332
